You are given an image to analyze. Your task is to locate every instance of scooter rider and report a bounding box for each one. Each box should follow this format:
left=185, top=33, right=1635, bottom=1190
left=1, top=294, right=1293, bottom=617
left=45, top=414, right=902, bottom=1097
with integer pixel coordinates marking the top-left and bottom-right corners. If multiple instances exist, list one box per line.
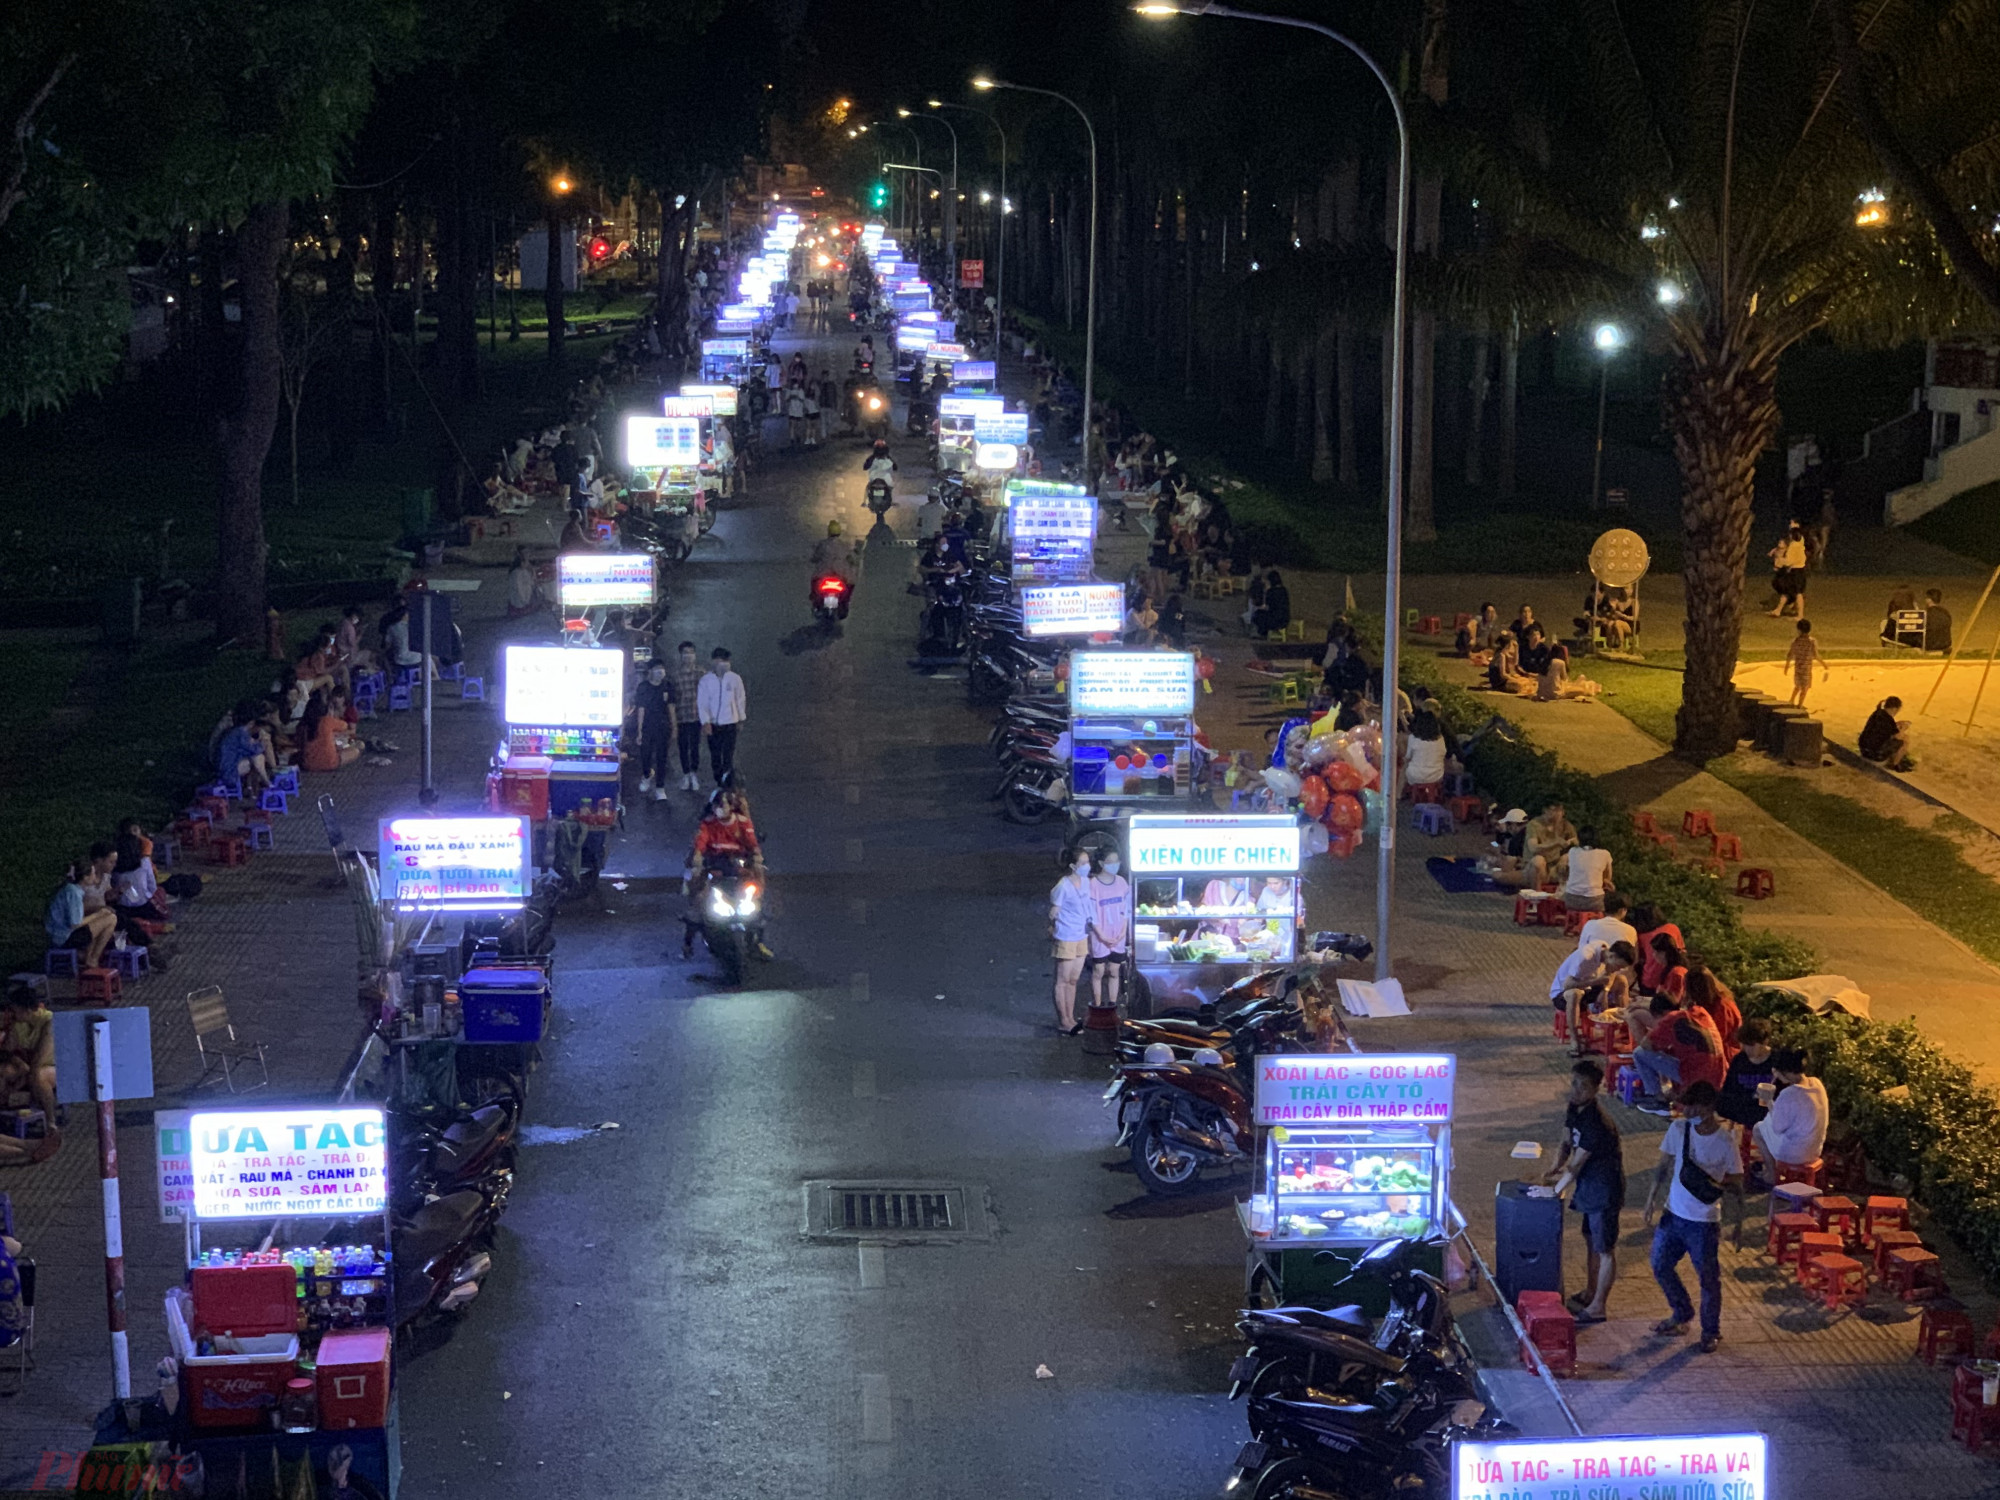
left=861, top=440, right=897, bottom=505
left=682, top=788, right=770, bottom=959
left=810, top=519, right=860, bottom=615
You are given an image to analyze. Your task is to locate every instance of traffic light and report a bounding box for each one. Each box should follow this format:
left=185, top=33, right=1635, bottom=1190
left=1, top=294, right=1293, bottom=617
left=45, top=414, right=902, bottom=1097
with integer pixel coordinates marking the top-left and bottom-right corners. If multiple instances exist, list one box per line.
left=869, top=179, right=888, bottom=210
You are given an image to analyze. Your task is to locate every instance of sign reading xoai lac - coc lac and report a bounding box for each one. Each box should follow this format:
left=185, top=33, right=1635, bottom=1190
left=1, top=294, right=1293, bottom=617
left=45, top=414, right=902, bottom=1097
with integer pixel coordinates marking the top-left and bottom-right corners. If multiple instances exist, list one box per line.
left=377, top=815, right=533, bottom=911
left=189, top=1107, right=388, bottom=1220
left=1453, top=1433, right=1768, bottom=1500
left=1254, top=1053, right=1456, bottom=1126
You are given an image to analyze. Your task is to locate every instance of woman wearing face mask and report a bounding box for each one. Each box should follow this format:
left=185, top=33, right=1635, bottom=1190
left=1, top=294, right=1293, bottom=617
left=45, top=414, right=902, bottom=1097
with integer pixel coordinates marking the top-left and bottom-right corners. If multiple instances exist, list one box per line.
left=1048, top=849, right=1097, bottom=1035
left=1086, top=852, right=1132, bottom=1017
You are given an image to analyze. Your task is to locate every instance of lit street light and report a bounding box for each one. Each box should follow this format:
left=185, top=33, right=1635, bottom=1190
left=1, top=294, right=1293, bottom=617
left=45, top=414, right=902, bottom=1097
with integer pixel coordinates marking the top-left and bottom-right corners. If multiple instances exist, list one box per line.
left=1590, top=323, right=1625, bottom=510
left=1136, top=0, right=1410, bottom=984
left=974, top=75, right=1097, bottom=483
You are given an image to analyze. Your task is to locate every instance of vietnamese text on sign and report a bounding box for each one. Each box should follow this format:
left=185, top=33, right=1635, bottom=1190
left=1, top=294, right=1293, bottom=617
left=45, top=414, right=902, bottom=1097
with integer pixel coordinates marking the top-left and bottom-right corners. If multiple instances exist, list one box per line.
left=1453, top=1433, right=1767, bottom=1500
left=1254, top=1054, right=1456, bottom=1125
left=189, top=1107, right=389, bottom=1220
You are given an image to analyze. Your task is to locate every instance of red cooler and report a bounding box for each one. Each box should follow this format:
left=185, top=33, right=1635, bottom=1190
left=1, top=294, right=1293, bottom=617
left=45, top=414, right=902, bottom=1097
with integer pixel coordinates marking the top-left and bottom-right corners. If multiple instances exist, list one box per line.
left=168, top=1290, right=299, bottom=1429
left=316, top=1326, right=393, bottom=1429
left=494, top=755, right=552, bottom=820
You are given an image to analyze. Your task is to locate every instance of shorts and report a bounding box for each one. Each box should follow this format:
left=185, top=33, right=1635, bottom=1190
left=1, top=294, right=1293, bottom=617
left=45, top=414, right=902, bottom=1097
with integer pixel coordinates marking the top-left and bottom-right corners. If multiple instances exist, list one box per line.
left=1563, top=893, right=1604, bottom=913
left=1052, top=939, right=1088, bottom=961
left=1086, top=950, right=1129, bottom=970
left=1575, top=1206, right=1621, bottom=1253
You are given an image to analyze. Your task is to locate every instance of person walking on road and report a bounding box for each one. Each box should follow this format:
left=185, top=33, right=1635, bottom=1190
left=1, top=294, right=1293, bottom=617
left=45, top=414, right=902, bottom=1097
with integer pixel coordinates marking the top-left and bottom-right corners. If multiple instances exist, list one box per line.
left=672, top=640, right=706, bottom=791
left=1048, top=848, right=1095, bottom=1036
left=1641, top=1080, right=1738, bottom=1353
left=697, top=647, right=747, bottom=786
left=1531, top=1058, right=1624, bottom=1324
left=632, top=660, right=678, bottom=802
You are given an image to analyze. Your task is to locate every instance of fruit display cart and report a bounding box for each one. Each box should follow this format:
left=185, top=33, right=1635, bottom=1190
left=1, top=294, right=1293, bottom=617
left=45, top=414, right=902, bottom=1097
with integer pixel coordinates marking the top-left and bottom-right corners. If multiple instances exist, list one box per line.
left=1238, top=1052, right=1459, bottom=1312
left=1128, top=812, right=1302, bottom=1014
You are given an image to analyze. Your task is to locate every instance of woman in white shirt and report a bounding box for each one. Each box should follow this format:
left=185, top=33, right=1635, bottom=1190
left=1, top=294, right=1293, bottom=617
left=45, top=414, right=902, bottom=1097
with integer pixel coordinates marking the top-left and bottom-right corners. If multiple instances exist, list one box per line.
left=1404, top=708, right=1449, bottom=796
left=1049, top=850, right=1096, bottom=1036
left=1562, top=826, right=1615, bottom=913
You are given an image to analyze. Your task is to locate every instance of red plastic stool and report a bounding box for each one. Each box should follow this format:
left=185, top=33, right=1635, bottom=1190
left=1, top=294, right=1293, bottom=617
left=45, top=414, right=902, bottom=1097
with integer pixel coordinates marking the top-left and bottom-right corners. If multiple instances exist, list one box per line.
left=1453, top=612, right=1474, bottom=632
left=1516, top=1292, right=1577, bottom=1377
left=209, top=832, right=249, bottom=867
left=1682, top=809, right=1716, bottom=838
left=76, top=967, right=122, bottom=1003
left=1794, top=1230, right=1842, bottom=1279
left=1873, top=1229, right=1923, bottom=1280
left=1631, top=810, right=1657, bottom=835
left=1644, top=830, right=1680, bottom=853
left=172, top=817, right=211, bottom=850
left=1951, top=1361, right=2000, bottom=1450
left=1886, top=1247, right=1949, bottom=1301
left=1552, top=1011, right=1571, bottom=1044
left=1417, top=614, right=1442, bottom=635
left=1736, top=867, right=1775, bottom=899
left=1805, top=1253, right=1868, bottom=1311
left=1447, top=795, right=1483, bottom=825
left=1512, top=893, right=1546, bottom=927
left=1767, top=1212, right=1817, bottom=1264
left=1562, top=908, right=1591, bottom=938
left=1775, top=1157, right=1826, bottom=1191
left=1813, top=1195, right=1861, bottom=1245
left=1710, top=831, right=1743, bottom=861
left=1539, top=900, right=1569, bottom=928
left=1864, top=1196, right=1911, bottom=1245
left=1919, top=1302, right=1977, bottom=1364
left=197, top=794, right=232, bottom=822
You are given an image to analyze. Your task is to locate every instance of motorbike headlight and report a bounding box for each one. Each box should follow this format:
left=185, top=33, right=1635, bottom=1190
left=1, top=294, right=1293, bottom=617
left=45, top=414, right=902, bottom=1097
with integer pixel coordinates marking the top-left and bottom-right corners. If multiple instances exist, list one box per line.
left=736, top=891, right=761, bottom=917
left=709, top=889, right=734, bottom=917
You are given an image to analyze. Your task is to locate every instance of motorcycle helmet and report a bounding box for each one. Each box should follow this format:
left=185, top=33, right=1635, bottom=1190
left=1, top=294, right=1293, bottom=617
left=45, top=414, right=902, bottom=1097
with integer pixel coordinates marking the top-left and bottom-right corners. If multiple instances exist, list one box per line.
left=827, top=518, right=844, bottom=536
left=1142, top=1043, right=1176, bottom=1067
left=1191, top=1047, right=1224, bottom=1068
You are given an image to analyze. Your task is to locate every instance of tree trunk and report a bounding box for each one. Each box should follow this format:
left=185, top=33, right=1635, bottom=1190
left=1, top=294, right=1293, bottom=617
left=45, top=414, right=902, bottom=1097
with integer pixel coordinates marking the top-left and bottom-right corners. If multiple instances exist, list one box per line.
left=544, top=205, right=565, bottom=365
left=1666, top=338, right=1780, bottom=760
left=1496, top=313, right=1520, bottom=498
left=1311, top=320, right=1338, bottom=483
left=1263, top=333, right=1285, bottom=451
left=370, top=199, right=397, bottom=432
left=1292, top=336, right=1314, bottom=468
left=216, top=200, right=288, bottom=646
left=1464, top=328, right=1490, bottom=486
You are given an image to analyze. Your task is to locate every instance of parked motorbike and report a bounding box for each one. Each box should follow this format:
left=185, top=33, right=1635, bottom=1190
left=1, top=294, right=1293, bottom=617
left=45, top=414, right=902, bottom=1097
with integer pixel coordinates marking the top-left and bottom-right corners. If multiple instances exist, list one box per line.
left=694, top=855, right=765, bottom=986
left=1112, top=1044, right=1256, bottom=1195
left=392, top=1182, right=508, bottom=1325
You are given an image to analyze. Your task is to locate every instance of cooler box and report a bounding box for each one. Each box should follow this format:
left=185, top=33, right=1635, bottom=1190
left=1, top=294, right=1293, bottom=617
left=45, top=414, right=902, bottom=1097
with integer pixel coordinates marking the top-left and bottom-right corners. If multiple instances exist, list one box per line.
left=459, top=965, right=549, bottom=1043
left=190, top=1264, right=298, bottom=1339
left=167, top=1291, right=298, bottom=1429
left=316, top=1326, right=393, bottom=1429
left=494, top=756, right=552, bottom=820
left=1494, top=1179, right=1564, bottom=1306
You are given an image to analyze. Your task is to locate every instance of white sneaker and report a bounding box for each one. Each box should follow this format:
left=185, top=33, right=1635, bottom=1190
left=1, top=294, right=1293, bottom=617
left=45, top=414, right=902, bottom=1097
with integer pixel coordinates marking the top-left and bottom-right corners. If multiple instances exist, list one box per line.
left=652, top=787, right=669, bottom=802
left=684, top=772, right=699, bottom=791
left=638, top=777, right=653, bottom=794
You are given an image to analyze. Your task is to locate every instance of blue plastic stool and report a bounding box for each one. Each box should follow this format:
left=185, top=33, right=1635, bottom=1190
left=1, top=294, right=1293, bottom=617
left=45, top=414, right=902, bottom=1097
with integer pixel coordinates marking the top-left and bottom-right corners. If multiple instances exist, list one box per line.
left=459, top=676, right=484, bottom=702
left=270, top=767, right=300, bottom=794
left=1442, top=770, right=1476, bottom=797
left=389, top=683, right=412, bottom=711
left=242, top=823, right=276, bottom=851
left=43, top=948, right=81, bottom=977
left=259, top=787, right=291, bottom=814
left=437, top=660, right=463, bottom=683
left=155, top=837, right=178, bottom=870
left=110, top=946, right=151, bottom=980
left=1412, top=804, right=1455, bottom=836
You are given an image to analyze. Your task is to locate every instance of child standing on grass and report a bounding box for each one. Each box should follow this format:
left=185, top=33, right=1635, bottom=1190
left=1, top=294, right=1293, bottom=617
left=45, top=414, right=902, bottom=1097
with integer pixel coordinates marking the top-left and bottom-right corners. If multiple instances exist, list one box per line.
left=1784, top=618, right=1827, bottom=707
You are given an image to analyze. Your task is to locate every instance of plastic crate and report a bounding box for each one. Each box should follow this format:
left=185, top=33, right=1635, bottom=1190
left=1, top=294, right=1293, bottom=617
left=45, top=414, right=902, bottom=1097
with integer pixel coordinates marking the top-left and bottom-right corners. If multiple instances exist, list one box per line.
left=459, top=966, right=548, bottom=1043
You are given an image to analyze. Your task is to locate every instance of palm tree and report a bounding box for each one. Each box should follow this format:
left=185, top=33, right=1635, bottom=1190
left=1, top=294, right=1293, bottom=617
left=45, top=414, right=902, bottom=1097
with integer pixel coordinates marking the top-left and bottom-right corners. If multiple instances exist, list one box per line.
left=1460, top=0, right=1986, bottom=759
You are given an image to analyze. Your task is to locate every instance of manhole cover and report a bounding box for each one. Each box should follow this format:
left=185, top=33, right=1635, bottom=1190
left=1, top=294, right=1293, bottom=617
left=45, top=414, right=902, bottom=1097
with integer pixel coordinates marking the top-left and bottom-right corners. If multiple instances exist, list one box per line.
left=802, top=1180, right=991, bottom=1243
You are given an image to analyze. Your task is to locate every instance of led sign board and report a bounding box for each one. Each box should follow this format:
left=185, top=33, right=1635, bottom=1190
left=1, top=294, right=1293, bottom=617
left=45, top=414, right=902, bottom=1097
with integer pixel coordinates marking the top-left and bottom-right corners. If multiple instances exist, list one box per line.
left=557, top=552, right=655, bottom=607
left=1453, top=1434, right=1767, bottom=1500
left=1068, top=651, right=1196, bottom=716
left=1021, top=583, right=1124, bottom=637
left=625, top=415, right=702, bottom=466
left=377, top=816, right=533, bottom=911
left=504, top=645, right=624, bottom=728
left=190, top=1107, right=388, bottom=1220
left=1128, top=814, right=1302, bottom=876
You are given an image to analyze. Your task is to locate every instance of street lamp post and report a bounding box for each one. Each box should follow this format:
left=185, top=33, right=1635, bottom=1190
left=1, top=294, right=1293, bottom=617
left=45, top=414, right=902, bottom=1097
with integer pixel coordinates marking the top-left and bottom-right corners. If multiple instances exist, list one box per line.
left=899, top=108, right=958, bottom=273
left=1137, top=0, right=1410, bottom=984
left=974, top=76, right=1096, bottom=479
left=933, top=100, right=1007, bottom=371
left=1590, top=323, right=1624, bottom=509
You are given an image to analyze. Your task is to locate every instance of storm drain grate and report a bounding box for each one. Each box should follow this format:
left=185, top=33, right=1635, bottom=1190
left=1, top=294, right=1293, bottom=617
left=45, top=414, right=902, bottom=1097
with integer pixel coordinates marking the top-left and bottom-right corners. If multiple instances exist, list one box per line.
left=803, top=1180, right=991, bottom=1242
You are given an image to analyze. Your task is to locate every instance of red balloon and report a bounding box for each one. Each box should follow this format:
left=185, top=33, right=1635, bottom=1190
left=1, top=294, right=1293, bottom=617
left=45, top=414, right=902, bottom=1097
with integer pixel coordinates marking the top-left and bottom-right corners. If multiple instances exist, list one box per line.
left=1325, top=792, right=1364, bottom=832
left=1325, top=761, right=1364, bottom=794
left=1328, top=832, right=1357, bottom=859
left=1300, top=775, right=1330, bottom=819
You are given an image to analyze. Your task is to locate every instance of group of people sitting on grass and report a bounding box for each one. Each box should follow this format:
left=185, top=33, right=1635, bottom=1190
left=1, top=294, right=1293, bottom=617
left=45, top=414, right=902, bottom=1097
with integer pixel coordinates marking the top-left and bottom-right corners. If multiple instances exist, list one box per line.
left=43, top=818, right=187, bottom=973
left=1454, top=602, right=1601, bottom=702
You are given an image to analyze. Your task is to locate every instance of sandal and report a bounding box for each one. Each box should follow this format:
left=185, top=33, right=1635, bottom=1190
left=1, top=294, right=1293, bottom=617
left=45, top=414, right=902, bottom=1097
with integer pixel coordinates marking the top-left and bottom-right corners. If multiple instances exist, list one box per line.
left=1574, top=1310, right=1607, bottom=1326
left=1651, top=1319, right=1687, bottom=1337
left=1063, top=1022, right=1085, bottom=1036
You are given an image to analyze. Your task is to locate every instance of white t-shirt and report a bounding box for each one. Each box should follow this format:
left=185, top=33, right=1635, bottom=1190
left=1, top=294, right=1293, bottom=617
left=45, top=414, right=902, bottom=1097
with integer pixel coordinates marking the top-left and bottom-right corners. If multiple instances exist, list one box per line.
left=1759, top=1077, right=1829, bottom=1166
left=1577, top=916, right=1636, bottom=953
left=1549, top=942, right=1605, bottom=1002
left=1405, top=735, right=1448, bottom=785
left=1049, top=873, right=1094, bottom=943
left=1660, top=1118, right=1739, bottom=1223
left=1563, top=846, right=1614, bottom=899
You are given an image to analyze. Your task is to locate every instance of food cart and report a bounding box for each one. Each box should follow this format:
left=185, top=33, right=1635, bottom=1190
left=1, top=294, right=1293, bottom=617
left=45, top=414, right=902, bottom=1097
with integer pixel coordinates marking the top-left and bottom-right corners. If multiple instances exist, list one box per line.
left=498, top=644, right=623, bottom=819
left=1128, top=813, right=1303, bottom=1012
left=1068, top=650, right=1199, bottom=807
left=556, top=553, right=657, bottom=648
left=700, top=337, right=750, bottom=383
left=1239, top=1052, right=1458, bottom=1310
left=1453, top=1433, right=1767, bottom=1500
left=1004, top=478, right=1097, bottom=581
left=157, top=1103, right=400, bottom=1494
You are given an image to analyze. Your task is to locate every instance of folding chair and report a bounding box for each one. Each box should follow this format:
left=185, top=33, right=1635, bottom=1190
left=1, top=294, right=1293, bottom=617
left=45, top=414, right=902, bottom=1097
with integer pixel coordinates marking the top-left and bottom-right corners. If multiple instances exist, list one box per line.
left=186, top=986, right=268, bottom=1092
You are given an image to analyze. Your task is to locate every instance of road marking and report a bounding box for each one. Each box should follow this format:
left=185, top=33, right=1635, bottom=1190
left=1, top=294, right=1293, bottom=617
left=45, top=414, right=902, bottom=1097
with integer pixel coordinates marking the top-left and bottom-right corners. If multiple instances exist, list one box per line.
left=858, top=1244, right=885, bottom=1288
left=853, top=1061, right=876, bottom=1098
left=859, top=1373, right=892, bottom=1441
left=844, top=783, right=861, bottom=804
left=850, top=971, right=870, bottom=1003
left=845, top=837, right=864, bottom=861
left=848, top=897, right=867, bottom=924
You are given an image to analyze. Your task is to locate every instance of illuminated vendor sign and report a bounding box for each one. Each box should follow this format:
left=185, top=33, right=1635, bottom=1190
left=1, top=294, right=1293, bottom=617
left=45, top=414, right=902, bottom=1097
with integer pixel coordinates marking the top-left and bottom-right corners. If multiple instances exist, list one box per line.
left=893, top=291, right=931, bottom=312
left=1454, top=1434, right=1767, bottom=1500
left=1007, top=483, right=1097, bottom=581
left=660, top=394, right=714, bottom=418
left=558, top=552, right=655, bottom=607
left=718, top=302, right=763, bottom=321
left=895, top=326, right=936, bottom=351
left=701, top=338, right=749, bottom=358
left=377, top=816, right=533, bottom=911
left=1254, top=1053, right=1456, bottom=1126
left=974, top=410, right=1029, bottom=444
left=190, top=1107, right=388, bottom=1220
left=955, top=360, right=997, bottom=383
left=681, top=383, right=739, bottom=415
left=1069, top=651, right=1196, bottom=716
left=504, top=644, right=624, bottom=728
left=1129, top=814, right=1301, bottom=875
left=626, top=414, right=702, bottom=466
left=941, top=396, right=1006, bottom=422
left=1022, top=584, right=1125, bottom=637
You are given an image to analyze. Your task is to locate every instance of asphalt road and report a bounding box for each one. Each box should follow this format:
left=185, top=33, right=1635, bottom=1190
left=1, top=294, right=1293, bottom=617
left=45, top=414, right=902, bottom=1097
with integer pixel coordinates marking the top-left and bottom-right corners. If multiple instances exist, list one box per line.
left=396, top=324, right=1250, bottom=1498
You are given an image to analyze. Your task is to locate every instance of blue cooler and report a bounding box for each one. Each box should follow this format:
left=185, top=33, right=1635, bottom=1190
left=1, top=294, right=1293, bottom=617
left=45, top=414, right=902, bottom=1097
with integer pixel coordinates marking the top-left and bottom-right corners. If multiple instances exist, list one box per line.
left=458, top=966, right=549, bottom=1043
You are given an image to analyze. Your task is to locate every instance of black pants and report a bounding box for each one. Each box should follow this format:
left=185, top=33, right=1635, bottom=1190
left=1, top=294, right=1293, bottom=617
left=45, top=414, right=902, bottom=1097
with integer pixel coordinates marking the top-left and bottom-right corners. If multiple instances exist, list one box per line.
left=640, top=734, right=672, bottom=784
left=677, top=721, right=703, bottom=775
left=708, top=723, right=739, bottom=783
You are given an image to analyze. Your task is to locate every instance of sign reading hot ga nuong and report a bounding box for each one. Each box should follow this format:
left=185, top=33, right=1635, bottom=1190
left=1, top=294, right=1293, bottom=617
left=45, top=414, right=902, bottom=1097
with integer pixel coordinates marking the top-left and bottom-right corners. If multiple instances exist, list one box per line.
left=1254, top=1054, right=1455, bottom=1126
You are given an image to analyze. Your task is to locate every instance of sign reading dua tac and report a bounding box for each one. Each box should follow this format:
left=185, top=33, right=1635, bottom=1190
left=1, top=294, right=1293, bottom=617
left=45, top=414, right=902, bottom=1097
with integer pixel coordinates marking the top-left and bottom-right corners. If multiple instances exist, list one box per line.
left=1254, top=1054, right=1456, bottom=1126
left=189, top=1107, right=387, bottom=1220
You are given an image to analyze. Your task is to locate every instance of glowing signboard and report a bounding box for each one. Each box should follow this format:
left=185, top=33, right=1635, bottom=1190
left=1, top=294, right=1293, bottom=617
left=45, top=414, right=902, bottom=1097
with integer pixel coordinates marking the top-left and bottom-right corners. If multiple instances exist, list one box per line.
left=1128, top=814, right=1301, bottom=875
left=660, top=395, right=714, bottom=418
left=895, top=326, right=936, bottom=351
left=701, top=338, right=748, bottom=358
left=1253, top=1053, right=1456, bottom=1126
left=377, top=816, right=533, bottom=911
left=1069, top=651, right=1196, bottom=716
left=1007, top=485, right=1098, bottom=581
left=1453, top=1434, right=1767, bottom=1500
left=955, top=360, right=996, bottom=383
left=557, top=552, right=655, bottom=607
left=504, top=644, right=624, bottom=728
left=190, top=1107, right=388, bottom=1220
left=625, top=415, right=702, bottom=466
left=974, top=411, right=1030, bottom=444
left=940, top=396, right=1006, bottom=422
left=975, top=442, right=1020, bottom=471
left=927, top=342, right=969, bottom=363
left=718, top=303, right=763, bottom=321
left=681, top=383, right=739, bottom=415
left=1021, top=583, right=1125, bottom=638
left=892, top=291, right=931, bottom=312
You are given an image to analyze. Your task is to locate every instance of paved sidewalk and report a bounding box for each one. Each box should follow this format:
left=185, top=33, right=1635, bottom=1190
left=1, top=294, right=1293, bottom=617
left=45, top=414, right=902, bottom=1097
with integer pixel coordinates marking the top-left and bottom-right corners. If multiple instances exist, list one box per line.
left=0, top=555, right=521, bottom=1486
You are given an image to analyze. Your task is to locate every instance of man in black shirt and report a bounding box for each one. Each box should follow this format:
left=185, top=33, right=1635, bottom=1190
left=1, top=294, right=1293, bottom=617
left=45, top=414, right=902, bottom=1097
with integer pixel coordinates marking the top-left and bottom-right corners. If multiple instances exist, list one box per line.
left=1924, top=589, right=1953, bottom=653
left=631, top=661, right=678, bottom=801
left=1717, top=1020, right=1777, bottom=1189
left=1533, top=1058, right=1624, bottom=1323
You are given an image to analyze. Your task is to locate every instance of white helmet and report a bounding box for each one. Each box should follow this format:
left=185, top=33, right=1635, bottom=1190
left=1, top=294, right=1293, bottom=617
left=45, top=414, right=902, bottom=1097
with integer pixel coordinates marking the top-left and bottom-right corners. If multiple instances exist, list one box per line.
left=1191, top=1047, right=1224, bottom=1068
left=1142, top=1043, right=1176, bottom=1067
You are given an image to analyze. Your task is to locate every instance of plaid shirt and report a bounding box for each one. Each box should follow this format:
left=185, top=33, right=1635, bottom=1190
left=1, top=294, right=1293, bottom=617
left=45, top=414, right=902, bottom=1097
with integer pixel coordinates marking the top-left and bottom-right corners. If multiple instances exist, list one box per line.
left=673, top=659, right=705, bottom=720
